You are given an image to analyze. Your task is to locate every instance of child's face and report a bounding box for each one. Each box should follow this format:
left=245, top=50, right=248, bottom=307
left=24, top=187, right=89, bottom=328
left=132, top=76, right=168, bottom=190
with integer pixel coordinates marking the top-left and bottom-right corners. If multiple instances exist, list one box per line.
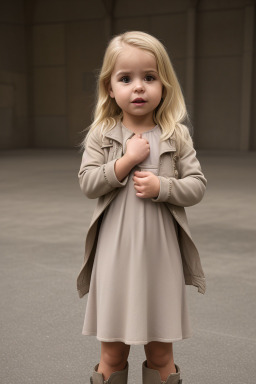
left=109, top=45, right=163, bottom=124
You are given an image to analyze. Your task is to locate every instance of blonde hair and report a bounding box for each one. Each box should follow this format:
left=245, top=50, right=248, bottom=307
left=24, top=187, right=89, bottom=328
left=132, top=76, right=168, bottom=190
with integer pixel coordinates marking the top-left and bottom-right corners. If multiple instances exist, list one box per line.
left=81, top=31, right=192, bottom=151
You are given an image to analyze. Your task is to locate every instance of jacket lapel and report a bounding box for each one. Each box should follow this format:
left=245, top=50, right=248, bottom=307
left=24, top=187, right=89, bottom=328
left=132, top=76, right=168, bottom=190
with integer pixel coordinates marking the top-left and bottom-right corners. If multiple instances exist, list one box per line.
left=104, top=120, right=124, bottom=144
left=159, top=137, right=176, bottom=156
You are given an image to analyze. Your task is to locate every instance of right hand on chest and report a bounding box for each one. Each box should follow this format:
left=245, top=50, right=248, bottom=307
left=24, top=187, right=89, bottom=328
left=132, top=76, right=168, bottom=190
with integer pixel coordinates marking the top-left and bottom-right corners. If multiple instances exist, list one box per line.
left=125, top=134, right=150, bottom=166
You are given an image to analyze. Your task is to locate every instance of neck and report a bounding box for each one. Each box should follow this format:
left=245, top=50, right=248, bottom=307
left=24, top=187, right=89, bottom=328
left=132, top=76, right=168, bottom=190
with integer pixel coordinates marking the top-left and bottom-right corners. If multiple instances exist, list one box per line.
left=122, top=115, right=156, bottom=134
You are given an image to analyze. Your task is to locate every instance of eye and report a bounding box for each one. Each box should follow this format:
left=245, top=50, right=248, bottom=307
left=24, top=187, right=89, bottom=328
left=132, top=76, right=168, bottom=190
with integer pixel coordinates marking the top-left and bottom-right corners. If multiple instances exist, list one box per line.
left=120, top=76, right=130, bottom=83
left=145, top=75, right=155, bottom=82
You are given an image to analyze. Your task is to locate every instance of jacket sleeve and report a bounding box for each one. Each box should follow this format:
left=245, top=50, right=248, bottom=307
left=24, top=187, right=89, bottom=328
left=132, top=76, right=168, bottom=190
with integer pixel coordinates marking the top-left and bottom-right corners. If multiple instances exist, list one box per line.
left=78, top=128, right=129, bottom=199
left=152, top=136, right=207, bottom=207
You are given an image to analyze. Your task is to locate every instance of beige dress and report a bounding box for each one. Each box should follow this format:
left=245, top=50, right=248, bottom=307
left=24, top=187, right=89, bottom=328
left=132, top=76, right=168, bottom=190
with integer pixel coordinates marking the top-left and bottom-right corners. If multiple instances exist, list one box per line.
left=82, top=124, right=192, bottom=345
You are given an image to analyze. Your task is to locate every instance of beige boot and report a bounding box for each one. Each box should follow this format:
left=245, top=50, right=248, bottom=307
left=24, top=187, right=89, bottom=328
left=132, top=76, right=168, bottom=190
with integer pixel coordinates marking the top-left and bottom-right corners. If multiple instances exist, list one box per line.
left=90, top=361, right=129, bottom=384
left=142, top=360, right=182, bottom=384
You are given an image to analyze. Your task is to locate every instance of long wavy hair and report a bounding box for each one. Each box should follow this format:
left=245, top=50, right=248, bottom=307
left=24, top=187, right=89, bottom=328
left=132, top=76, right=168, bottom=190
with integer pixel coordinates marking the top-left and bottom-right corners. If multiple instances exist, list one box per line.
left=81, top=31, right=192, bottom=150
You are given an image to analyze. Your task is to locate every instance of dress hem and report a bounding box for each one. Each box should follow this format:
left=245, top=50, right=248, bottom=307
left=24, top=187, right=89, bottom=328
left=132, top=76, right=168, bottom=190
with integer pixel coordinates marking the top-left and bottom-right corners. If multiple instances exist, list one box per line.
left=82, top=331, right=192, bottom=345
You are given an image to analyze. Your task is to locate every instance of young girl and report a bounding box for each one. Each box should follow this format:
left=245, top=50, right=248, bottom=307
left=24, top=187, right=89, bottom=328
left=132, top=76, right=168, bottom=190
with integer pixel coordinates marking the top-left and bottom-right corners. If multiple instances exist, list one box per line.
left=77, top=31, right=206, bottom=384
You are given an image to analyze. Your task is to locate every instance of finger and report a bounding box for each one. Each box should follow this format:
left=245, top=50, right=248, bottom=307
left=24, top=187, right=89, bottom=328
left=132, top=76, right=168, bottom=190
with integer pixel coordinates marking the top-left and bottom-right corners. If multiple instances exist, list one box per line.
left=133, top=183, right=142, bottom=191
left=137, top=134, right=142, bottom=138
left=133, top=175, right=142, bottom=182
left=133, top=177, right=147, bottom=188
left=134, top=185, right=145, bottom=195
left=136, top=192, right=147, bottom=199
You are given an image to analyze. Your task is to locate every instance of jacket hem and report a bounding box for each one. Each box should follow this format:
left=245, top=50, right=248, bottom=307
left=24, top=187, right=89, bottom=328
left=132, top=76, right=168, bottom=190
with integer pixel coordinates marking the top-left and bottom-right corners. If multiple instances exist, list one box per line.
left=184, top=274, right=206, bottom=294
left=78, top=285, right=89, bottom=298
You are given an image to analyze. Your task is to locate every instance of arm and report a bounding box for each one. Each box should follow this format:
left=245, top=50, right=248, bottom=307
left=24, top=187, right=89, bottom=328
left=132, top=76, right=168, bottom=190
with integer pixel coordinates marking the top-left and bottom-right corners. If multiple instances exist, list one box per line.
left=114, top=153, right=136, bottom=182
left=78, top=128, right=129, bottom=199
left=153, top=138, right=207, bottom=207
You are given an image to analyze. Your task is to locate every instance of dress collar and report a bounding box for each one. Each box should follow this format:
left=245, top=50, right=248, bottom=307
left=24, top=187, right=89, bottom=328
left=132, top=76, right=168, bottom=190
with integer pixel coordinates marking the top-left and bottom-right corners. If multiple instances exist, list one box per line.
left=104, top=119, right=176, bottom=154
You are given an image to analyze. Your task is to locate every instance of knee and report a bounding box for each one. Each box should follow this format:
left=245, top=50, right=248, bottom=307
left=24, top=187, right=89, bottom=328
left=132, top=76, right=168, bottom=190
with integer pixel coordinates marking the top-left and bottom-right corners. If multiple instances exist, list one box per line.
left=101, top=342, right=129, bottom=368
left=145, top=342, right=173, bottom=368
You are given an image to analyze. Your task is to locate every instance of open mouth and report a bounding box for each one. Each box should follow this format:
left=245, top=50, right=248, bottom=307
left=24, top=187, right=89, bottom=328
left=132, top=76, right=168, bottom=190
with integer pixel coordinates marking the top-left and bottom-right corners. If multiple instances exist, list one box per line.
left=132, top=98, right=146, bottom=104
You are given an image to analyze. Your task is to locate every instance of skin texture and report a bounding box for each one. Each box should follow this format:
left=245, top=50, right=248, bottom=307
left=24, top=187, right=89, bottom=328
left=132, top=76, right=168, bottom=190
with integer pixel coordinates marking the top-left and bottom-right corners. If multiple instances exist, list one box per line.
left=97, top=46, right=176, bottom=380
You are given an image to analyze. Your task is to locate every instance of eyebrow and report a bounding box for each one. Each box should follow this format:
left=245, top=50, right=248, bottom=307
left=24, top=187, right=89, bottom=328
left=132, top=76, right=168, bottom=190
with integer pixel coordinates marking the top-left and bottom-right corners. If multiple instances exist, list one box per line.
left=115, top=70, right=158, bottom=76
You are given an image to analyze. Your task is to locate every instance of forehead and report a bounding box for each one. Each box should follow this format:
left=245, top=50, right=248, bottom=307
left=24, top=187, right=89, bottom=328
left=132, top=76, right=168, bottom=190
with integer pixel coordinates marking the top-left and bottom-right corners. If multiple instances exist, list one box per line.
left=113, top=45, right=157, bottom=72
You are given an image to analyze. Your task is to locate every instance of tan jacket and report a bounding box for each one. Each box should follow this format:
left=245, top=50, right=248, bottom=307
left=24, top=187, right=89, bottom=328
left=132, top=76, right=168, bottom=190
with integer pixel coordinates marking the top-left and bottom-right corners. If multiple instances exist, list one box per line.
left=77, top=121, right=207, bottom=298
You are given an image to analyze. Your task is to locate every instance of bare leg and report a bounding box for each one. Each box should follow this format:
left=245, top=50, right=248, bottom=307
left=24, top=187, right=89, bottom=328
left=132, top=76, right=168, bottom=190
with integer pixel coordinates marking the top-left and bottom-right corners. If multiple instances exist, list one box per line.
left=97, top=341, right=130, bottom=381
left=144, top=341, right=176, bottom=382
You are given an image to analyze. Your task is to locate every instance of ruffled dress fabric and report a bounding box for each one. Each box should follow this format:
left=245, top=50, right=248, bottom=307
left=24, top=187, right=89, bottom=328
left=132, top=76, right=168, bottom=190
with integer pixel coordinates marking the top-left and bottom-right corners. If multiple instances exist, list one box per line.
left=82, top=124, right=192, bottom=345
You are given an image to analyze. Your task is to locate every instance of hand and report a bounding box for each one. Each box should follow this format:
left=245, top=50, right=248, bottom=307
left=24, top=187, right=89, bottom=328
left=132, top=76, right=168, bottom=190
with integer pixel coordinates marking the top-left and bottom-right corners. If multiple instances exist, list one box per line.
left=125, top=134, right=150, bottom=166
left=133, top=171, right=160, bottom=199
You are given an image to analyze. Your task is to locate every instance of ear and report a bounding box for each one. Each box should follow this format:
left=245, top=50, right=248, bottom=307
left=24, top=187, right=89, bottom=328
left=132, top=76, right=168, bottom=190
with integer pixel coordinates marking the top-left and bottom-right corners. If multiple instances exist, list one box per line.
left=108, top=82, right=115, bottom=98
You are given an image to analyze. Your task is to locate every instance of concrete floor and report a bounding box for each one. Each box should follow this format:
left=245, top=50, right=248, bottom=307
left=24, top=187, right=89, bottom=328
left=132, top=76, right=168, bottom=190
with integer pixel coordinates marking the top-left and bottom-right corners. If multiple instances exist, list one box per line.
left=0, top=149, right=256, bottom=384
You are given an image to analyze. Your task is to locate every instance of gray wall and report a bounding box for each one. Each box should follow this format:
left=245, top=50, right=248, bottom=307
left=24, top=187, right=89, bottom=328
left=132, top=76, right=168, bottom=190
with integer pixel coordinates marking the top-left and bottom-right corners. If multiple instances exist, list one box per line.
left=0, top=0, right=255, bottom=150
left=0, top=0, right=29, bottom=148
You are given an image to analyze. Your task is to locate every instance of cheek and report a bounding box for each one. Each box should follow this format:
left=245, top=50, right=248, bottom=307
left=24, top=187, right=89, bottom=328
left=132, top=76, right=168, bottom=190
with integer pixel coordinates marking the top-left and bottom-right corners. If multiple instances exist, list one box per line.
left=113, top=87, right=128, bottom=101
left=159, top=84, right=164, bottom=95
left=154, top=85, right=163, bottom=101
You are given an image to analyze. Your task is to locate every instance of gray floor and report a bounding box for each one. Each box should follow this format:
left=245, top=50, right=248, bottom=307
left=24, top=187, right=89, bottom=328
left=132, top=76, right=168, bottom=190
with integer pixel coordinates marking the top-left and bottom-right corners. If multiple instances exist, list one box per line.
left=1, top=149, right=256, bottom=384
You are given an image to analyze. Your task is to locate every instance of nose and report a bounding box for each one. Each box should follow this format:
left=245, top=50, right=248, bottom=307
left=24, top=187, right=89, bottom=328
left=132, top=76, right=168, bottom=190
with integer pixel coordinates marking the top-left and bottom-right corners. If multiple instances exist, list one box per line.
left=133, top=79, right=144, bottom=92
